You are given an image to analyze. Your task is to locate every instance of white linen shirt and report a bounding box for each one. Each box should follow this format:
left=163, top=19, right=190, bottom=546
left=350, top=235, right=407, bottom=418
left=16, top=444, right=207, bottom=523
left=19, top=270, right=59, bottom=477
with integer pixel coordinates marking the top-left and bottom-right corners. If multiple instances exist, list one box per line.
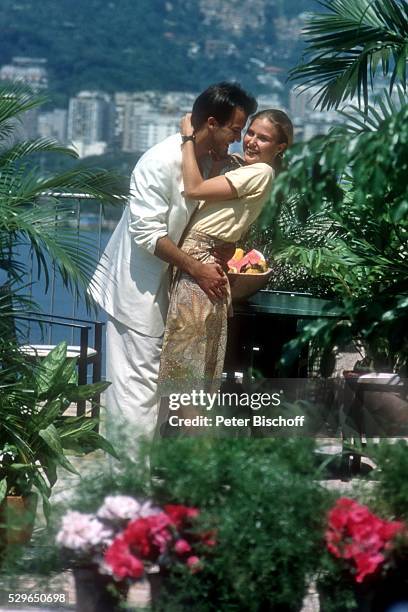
left=88, top=134, right=199, bottom=337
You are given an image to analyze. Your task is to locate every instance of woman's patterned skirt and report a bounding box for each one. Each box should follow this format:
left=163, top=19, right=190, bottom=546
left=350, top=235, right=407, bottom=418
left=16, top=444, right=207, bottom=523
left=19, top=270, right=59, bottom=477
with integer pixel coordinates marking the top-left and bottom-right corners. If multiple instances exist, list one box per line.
left=158, top=230, right=233, bottom=396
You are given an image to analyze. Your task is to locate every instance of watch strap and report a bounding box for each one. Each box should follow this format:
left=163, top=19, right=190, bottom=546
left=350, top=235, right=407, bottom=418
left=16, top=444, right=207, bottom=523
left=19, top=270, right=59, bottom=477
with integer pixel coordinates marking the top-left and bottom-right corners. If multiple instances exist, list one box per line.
left=181, top=134, right=195, bottom=144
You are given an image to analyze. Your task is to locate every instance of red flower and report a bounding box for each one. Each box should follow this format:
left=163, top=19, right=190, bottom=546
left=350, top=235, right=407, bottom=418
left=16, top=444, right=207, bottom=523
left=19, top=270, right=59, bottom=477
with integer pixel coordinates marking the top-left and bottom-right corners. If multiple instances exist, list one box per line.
left=174, top=539, right=192, bottom=556
left=164, top=504, right=199, bottom=529
left=354, top=552, right=385, bottom=583
left=123, top=518, right=154, bottom=559
left=381, top=521, right=404, bottom=541
left=199, top=529, right=217, bottom=548
left=104, top=537, right=144, bottom=580
left=123, top=513, right=173, bottom=559
left=325, top=498, right=405, bottom=583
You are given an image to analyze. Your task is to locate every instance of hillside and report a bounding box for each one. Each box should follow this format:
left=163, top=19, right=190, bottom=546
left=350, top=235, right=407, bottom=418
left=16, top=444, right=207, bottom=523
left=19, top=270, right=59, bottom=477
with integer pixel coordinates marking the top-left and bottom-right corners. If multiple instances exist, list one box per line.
left=0, top=0, right=317, bottom=99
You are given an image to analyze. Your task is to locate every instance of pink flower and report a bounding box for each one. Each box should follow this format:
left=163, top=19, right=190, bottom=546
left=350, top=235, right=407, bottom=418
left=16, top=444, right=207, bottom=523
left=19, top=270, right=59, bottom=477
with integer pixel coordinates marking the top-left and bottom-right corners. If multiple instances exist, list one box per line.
left=174, top=539, right=192, bottom=555
left=97, top=496, right=158, bottom=522
left=104, top=537, right=144, bottom=580
left=186, top=555, right=202, bottom=573
left=146, top=513, right=173, bottom=554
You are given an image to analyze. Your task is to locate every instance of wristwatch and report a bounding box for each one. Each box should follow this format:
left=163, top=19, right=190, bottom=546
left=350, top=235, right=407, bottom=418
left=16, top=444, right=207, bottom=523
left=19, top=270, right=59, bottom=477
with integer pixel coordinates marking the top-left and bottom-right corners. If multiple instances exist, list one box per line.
left=181, top=134, right=195, bottom=144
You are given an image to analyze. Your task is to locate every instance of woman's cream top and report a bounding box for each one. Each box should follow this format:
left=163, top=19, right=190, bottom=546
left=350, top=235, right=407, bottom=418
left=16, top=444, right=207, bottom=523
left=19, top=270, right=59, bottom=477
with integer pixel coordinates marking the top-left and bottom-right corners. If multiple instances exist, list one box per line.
left=190, top=162, right=274, bottom=243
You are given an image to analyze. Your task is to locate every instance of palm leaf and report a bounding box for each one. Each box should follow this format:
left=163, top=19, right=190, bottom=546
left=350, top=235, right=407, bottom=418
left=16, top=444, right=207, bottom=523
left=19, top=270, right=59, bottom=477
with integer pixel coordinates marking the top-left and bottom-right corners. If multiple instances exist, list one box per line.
left=0, top=83, right=128, bottom=305
left=0, top=137, right=78, bottom=168
left=338, top=85, right=407, bottom=131
left=290, top=0, right=408, bottom=109
left=0, top=82, right=47, bottom=128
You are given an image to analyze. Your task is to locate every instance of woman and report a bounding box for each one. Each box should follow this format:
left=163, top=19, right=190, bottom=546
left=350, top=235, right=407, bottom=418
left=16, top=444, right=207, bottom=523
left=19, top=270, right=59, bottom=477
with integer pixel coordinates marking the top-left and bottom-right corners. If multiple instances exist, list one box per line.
left=158, top=109, right=293, bottom=394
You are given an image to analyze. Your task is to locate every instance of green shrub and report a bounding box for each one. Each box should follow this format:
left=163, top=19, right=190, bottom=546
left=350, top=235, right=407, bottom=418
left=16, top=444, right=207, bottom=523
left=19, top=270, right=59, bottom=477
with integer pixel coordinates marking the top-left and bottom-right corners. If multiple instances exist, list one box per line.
left=149, top=438, right=330, bottom=611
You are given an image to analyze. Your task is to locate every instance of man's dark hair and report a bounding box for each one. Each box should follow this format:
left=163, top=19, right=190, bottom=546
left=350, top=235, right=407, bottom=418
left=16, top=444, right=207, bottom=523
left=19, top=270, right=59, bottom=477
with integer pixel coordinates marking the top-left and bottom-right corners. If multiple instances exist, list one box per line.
left=191, top=82, right=257, bottom=130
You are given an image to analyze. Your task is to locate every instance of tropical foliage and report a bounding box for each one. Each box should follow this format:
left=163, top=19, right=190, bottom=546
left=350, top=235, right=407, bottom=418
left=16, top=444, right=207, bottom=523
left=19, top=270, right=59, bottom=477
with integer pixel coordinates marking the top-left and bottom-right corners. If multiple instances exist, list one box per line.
left=0, top=84, right=127, bottom=517
left=290, top=0, right=408, bottom=109
left=0, top=342, right=117, bottom=521
left=0, top=83, right=127, bottom=298
left=260, top=0, right=408, bottom=373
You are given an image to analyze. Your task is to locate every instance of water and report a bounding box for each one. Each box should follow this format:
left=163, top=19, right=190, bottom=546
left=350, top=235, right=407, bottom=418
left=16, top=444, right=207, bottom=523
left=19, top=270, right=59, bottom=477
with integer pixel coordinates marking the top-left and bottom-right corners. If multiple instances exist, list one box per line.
left=12, top=228, right=113, bottom=378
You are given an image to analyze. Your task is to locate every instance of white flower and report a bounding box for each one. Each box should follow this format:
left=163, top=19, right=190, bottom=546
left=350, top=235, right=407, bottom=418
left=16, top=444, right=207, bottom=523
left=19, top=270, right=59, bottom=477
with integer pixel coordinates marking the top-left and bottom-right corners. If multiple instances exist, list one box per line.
left=56, top=511, right=113, bottom=552
left=140, top=501, right=161, bottom=517
left=97, top=495, right=159, bottom=522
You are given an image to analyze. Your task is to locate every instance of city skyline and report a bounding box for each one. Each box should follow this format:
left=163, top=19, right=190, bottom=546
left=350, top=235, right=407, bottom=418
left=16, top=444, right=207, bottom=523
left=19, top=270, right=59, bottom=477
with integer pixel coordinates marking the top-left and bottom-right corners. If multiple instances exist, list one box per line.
left=0, top=55, right=348, bottom=158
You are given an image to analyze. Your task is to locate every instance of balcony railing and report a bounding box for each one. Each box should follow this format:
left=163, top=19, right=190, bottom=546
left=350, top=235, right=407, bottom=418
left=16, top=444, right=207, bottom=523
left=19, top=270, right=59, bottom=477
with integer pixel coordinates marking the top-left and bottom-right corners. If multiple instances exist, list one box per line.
left=12, top=193, right=123, bottom=385
left=22, top=193, right=122, bottom=344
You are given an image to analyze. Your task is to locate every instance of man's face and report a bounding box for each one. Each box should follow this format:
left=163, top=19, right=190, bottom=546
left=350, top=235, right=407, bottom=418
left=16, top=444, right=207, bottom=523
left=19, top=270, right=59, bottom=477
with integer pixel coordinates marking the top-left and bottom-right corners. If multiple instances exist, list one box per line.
left=210, top=107, right=247, bottom=159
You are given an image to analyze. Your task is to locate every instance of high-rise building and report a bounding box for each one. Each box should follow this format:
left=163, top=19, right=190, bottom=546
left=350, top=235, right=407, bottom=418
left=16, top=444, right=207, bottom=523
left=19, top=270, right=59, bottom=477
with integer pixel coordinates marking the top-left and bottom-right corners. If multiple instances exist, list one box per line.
left=289, top=85, right=322, bottom=119
left=38, top=109, right=67, bottom=143
left=0, top=57, right=48, bottom=92
left=124, top=112, right=179, bottom=153
left=115, top=93, right=154, bottom=152
left=117, top=92, right=180, bottom=153
left=0, top=57, right=48, bottom=139
left=67, top=91, right=114, bottom=157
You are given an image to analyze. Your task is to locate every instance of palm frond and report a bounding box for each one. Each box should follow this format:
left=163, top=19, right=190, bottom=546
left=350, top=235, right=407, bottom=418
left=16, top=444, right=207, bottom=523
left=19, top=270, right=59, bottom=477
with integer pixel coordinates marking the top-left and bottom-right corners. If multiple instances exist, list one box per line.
left=290, top=0, right=408, bottom=110
left=0, top=83, right=128, bottom=310
left=0, top=83, right=47, bottom=130
left=338, top=85, right=407, bottom=131
left=0, top=137, right=78, bottom=167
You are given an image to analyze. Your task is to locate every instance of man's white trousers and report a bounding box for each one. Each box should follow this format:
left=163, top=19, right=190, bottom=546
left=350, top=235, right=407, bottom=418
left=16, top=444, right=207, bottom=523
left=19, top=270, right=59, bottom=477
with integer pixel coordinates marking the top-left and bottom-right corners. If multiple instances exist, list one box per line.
left=103, top=315, right=162, bottom=450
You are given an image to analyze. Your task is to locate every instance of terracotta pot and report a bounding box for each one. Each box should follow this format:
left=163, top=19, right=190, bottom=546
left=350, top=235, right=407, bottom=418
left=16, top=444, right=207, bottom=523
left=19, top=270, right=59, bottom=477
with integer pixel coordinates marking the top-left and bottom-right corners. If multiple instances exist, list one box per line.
left=73, top=566, right=129, bottom=612
left=0, top=493, right=37, bottom=545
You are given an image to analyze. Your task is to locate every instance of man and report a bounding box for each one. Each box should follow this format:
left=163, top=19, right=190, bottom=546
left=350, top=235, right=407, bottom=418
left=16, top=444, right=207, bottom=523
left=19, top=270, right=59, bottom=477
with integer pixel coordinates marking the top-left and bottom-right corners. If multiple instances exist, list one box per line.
left=89, top=82, right=257, bottom=445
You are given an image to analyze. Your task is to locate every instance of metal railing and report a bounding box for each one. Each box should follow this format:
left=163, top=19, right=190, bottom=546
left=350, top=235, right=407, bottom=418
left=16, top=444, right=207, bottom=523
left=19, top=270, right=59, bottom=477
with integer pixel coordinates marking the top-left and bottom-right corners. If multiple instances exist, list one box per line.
left=23, top=193, right=122, bottom=344
left=13, top=193, right=123, bottom=387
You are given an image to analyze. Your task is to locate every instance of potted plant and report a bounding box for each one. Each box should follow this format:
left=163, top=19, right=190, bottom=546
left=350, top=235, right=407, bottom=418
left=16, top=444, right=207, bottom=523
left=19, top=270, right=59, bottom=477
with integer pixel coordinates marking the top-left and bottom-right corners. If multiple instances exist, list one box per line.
left=251, top=0, right=408, bottom=443
left=317, top=439, right=408, bottom=610
left=318, top=496, right=408, bottom=612
left=261, top=0, right=408, bottom=371
left=0, top=341, right=118, bottom=552
left=38, top=437, right=330, bottom=611
left=56, top=493, right=210, bottom=611
left=0, top=81, right=126, bottom=554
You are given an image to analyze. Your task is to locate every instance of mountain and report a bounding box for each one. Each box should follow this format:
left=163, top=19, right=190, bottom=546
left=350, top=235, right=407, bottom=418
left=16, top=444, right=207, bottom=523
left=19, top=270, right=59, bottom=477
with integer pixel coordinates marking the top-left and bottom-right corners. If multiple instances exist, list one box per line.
left=0, top=0, right=317, bottom=100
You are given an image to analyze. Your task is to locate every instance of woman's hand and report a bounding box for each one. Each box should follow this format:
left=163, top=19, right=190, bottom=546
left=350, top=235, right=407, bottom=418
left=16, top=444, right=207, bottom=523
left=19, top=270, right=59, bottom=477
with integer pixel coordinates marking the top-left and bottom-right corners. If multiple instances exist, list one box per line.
left=180, top=113, right=194, bottom=137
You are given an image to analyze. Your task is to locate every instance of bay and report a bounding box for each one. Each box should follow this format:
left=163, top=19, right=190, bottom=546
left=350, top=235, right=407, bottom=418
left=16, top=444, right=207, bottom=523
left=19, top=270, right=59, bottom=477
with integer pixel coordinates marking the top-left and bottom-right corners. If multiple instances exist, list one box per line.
left=14, top=228, right=113, bottom=378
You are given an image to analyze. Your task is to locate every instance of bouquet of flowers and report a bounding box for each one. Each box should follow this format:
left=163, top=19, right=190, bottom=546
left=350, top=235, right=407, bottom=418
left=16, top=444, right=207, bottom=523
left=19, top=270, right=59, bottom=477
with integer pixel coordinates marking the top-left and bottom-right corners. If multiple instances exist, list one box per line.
left=56, top=495, right=215, bottom=581
left=325, top=497, right=406, bottom=584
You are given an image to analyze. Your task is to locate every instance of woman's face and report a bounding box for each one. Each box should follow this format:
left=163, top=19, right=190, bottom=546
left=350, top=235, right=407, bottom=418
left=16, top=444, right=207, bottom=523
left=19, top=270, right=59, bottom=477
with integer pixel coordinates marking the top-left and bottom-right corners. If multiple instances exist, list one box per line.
left=243, top=117, right=286, bottom=165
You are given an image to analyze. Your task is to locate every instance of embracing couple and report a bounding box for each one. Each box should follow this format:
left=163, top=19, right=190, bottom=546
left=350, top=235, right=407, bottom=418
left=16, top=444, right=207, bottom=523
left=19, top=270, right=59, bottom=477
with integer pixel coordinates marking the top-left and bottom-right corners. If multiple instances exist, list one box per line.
left=89, top=82, right=293, bottom=447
